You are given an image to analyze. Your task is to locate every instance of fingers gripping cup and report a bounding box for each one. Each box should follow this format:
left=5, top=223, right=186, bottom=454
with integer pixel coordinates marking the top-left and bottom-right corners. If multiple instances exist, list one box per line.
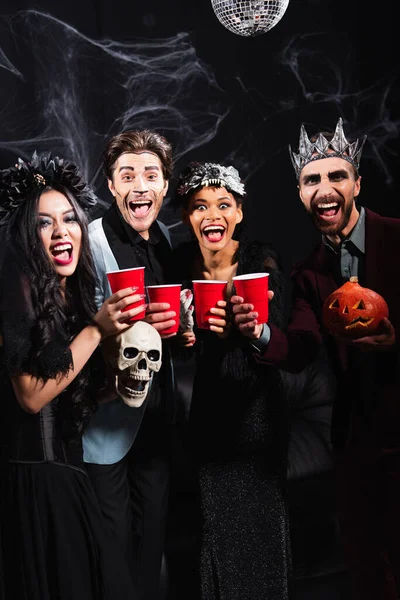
left=232, top=272, right=269, bottom=324
left=146, top=284, right=182, bottom=335
left=192, top=280, right=228, bottom=330
left=106, top=267, right=146, bottom=321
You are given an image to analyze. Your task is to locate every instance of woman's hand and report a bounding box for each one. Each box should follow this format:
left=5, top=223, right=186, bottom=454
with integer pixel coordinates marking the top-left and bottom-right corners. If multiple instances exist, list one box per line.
left=12, top=288, right=145, bottom=414
left=208, top=300, right=230, bottom=337
left=93, top=287, right=146, bottom=340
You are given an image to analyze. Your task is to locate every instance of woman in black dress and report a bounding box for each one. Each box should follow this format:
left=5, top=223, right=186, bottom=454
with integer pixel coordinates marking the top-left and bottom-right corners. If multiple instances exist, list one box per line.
left=170, top=162, right=292, bottom=599
left=0, top=152, right=142, bottom=600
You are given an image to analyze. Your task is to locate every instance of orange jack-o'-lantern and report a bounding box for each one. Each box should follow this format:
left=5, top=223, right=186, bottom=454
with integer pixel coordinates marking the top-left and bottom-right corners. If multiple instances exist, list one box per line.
left=322, top=276, right=389, bottom=338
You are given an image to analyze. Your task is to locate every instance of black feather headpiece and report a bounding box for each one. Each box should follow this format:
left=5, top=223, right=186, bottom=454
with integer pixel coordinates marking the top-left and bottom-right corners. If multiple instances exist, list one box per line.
left=0, top=150, right=97, bottom=222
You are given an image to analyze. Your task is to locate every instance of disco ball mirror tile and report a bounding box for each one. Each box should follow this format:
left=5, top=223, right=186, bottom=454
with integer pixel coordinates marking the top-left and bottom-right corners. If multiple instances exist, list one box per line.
left=211, top=0, right=290, bottom=37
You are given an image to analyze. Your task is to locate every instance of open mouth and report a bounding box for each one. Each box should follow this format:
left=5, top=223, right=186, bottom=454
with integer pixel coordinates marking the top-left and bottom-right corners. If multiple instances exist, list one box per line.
left=51, top=242, right=73, bottom=265
left=129, top=200, right=152, bottom=219
left=119, top=375, right=150, bottom=397
left=345, top=317, right=374, bottom=330
left=315, top=201, right=341, bottom=221
left=202, top=225, right=226, bottom=242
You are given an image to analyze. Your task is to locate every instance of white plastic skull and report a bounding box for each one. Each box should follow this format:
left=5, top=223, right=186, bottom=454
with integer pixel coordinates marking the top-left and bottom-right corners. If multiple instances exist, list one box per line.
left=103, top=321, right=162, bottom=407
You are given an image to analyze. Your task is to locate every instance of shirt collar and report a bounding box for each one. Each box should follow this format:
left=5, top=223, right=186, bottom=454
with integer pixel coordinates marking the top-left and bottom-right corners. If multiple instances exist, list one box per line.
left=115, top=204, right=162, bottom=246
left=322, top=206, right=365, bottom=254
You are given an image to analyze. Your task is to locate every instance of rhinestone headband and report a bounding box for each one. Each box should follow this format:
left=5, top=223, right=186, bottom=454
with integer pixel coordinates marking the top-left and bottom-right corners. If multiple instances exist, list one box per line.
left=289, top=117, right=367, bottom=179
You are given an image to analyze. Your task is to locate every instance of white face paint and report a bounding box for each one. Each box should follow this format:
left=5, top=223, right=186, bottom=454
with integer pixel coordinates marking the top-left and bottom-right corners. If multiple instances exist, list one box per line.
left=103, top=321, right=162, bottom=407
left=107, top=152, right=168, bottom=240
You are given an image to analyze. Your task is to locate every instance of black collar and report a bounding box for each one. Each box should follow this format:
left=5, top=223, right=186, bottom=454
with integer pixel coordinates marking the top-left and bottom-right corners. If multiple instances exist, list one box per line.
left=101, top=203, right=167, bottom=273
left=116, top=204, right=162, bottom=247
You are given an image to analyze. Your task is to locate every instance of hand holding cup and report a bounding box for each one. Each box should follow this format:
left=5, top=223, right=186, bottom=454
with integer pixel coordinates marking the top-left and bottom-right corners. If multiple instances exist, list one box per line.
left=93, top=287, right=146, bottom=339
left=146, top=284, right=182, bottom=337
left=230, top=272, right=270, bottom=340
left=106, top=267, right=146, bottom=322
left=192, top=280, right=228, bottom=331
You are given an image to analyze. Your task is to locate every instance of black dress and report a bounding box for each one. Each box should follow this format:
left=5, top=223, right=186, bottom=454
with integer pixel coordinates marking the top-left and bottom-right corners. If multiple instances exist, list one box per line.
left=0, top=309, right=136, bottom=599
left=171, top=240, right=292, bottom=600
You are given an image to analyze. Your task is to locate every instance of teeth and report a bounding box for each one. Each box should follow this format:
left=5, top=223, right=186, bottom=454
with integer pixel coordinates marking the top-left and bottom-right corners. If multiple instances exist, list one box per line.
left=203, top=226, right=224, bottom=233
left=317, top=202, right=338, bottom=209
left=201, top=178, right=223, bottom=187
left=53, top=243, right=72, bottom=252
left=123, top=381, right=149, bottom=395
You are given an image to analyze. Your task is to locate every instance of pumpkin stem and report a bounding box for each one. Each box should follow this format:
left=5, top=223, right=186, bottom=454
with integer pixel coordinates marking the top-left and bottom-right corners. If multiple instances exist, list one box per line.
left=349, top=276, right=358, bottom=283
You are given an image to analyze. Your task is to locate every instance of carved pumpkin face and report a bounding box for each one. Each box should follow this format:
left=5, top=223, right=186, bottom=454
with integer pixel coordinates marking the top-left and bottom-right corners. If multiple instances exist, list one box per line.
left=322, top=277, right=389, bottom=338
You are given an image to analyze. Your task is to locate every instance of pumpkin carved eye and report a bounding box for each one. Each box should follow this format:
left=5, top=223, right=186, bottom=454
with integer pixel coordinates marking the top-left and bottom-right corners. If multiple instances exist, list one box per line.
left=353, top=300, right=366, bottom=310
left=329, top=298, right=340, bottom=309
left=322, top=276, right=389, bottom=338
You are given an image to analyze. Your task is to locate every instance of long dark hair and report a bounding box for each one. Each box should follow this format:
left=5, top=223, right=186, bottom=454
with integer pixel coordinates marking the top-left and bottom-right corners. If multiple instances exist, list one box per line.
left=7, top=183, right=99, bottom=438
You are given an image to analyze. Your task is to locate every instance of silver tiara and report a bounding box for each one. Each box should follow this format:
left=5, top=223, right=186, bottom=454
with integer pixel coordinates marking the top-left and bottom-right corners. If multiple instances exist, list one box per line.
left=289, top=117, right=367, bottom=179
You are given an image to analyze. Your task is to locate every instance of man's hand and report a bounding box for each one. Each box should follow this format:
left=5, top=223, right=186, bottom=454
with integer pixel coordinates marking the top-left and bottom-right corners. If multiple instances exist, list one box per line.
left=345, top=317, right=396, bottom=352
left=144, top=301, right=177, bottom=338
left=230, top=290, right=274, bottom=340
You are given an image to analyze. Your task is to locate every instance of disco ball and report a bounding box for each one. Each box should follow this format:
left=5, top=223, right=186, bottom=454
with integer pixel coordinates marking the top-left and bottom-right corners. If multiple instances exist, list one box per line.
left=211, top=0, right=290, bottom=37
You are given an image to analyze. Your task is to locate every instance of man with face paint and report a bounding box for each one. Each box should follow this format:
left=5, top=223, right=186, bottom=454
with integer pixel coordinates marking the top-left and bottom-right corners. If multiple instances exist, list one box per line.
left=82, top=130, right=176, bottom=600
left=231, top=118, right=400, bottom=600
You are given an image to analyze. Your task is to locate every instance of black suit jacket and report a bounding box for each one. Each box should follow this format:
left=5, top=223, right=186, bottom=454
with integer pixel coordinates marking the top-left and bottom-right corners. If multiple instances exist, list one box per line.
left=260, top=208, right=400, bottom=448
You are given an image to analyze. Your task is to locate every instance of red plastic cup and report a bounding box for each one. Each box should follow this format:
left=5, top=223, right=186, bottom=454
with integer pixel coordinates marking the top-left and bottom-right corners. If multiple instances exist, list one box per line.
left=146, top=284, right=182, bottom=335
left=192, top=280, right=228, bottom=330
left=232, top=272, right=269, bottom=324
left=106, top=267, right=145, bottom=321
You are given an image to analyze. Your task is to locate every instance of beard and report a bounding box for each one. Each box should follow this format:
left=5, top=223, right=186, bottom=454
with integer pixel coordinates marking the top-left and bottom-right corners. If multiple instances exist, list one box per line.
left=307, top=197, right=354, bottom=236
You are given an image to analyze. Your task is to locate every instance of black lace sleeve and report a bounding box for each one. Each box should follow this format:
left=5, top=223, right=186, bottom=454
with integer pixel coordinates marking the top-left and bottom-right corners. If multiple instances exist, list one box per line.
left=1, top=311, right=72, bottom=381
left=0, top=259, right=72, bottom=381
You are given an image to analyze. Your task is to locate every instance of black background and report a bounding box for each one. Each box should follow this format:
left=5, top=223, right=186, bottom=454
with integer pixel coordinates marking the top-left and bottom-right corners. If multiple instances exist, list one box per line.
left=0, top=0, right=398, bottom=278
left=0, top=3, right=397, bottom=593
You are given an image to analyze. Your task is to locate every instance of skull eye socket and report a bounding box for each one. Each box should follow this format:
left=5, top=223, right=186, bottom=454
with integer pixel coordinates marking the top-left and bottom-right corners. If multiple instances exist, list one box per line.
left=148, top=350, right=160, bottom=362
left=124, top=347, right=139, bottom=359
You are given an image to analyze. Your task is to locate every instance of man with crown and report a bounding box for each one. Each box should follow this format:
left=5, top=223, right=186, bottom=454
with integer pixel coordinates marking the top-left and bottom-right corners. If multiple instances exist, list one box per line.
left=231, top=117, right=400, bottom=600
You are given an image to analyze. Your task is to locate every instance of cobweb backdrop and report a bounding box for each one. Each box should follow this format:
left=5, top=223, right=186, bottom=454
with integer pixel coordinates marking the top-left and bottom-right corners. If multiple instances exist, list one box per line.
left=0, top=9, right=398, bottom=242
left=210, top=0, right=290, bottom=37
left=0, top=10, right=230, bottom=211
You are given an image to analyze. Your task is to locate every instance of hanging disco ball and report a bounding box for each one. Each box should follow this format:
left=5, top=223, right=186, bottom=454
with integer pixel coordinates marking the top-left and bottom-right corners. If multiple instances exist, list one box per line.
left=211, top=0, right=290, bottom=37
